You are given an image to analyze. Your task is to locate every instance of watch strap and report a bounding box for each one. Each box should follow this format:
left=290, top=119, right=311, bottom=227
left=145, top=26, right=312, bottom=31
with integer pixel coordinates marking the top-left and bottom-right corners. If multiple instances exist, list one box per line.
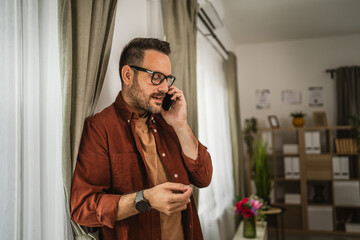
left=135, top=190, right=151, bottom=212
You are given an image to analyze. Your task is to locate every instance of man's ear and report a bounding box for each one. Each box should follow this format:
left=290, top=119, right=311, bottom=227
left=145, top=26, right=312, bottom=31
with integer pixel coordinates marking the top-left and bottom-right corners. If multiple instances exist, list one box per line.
left=121, top=65, right=133, bottom=86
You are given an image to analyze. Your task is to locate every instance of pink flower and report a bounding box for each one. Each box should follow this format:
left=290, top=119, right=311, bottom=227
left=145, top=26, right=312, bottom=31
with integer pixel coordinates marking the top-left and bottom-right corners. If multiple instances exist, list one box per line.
left=250, top=199, right=263, bottom=216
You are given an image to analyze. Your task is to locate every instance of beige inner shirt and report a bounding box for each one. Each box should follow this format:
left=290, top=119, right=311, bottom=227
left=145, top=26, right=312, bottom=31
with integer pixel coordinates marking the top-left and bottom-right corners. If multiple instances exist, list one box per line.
left=135, top=117, right=184, bottom=240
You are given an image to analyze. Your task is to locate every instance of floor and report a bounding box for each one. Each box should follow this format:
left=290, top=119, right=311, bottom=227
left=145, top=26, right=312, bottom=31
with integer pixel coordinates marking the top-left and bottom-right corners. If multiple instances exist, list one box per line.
left=268, top=230, right=360, bottom=240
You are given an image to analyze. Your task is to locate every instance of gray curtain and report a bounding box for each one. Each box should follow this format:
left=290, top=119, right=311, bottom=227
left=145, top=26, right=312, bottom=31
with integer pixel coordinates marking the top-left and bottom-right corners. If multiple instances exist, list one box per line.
left=335, top=66, right=360, bottom=125
left=225, top=52, right=246, bottom=226
left=162, top=0, right=198, bottom=136
left=58, top=0, right=117, bottom=239
left=161, top=0, right=200, bottom=203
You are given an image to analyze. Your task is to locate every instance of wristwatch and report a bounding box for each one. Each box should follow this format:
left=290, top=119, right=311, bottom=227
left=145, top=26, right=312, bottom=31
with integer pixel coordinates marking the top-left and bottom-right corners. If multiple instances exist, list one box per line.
left=135, top=190, right=151, bottom=212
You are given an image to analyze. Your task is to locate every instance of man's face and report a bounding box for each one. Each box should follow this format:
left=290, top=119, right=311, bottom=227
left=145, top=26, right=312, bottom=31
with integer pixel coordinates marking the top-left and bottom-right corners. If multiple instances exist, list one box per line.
left=126, top=50, right=172, bottom=115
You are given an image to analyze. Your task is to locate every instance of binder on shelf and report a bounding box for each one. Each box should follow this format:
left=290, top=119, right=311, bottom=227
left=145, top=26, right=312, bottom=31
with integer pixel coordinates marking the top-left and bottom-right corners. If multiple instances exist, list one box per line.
left=292, top=157, right=300, bottom=179
left=305, top=132, right=313, bottom=153
left=332, top=156, right=341, bottom=179
left=284, top=157, right=300, bottom=179
left=284, top=157, right=293, bottom=179
left=340, top=156, right=349, bottom=179
left=312, top=132, right=321, bottom=153
left=305, top=131, right=321, bottom=154
left=332, top=156, right=349, bottom=179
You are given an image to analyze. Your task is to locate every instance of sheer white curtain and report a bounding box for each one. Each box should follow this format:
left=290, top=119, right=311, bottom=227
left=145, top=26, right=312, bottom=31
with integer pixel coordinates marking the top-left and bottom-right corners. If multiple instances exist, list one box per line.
left=197, top=33, right=235, bottom=240
left=0, top=0, right=72, bottom=239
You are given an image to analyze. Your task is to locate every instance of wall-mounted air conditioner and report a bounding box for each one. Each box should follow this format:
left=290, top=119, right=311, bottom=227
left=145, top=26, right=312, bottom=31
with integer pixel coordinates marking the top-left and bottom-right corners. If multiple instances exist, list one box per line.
left=198, top=1, right=223, bottom=31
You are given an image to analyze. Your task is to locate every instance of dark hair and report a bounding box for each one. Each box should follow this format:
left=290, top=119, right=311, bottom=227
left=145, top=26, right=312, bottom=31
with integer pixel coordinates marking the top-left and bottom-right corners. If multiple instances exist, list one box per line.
left=119, top=38, right=171, bottom=81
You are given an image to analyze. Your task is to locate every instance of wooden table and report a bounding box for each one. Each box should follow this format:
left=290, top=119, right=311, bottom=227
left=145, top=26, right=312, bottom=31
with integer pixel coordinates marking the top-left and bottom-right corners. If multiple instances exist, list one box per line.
left=262, top=206, right=285, bottom=240
left=232, top=221, right=267, bottom=240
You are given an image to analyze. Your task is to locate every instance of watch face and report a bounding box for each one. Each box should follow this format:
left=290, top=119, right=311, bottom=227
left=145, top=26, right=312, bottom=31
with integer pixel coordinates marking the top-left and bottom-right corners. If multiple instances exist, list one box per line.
left=136, top=200, right=151, bottom=212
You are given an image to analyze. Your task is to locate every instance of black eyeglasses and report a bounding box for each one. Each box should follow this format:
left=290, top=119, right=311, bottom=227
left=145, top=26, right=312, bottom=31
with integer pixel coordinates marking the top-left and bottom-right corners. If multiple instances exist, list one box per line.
left=129, top=65, right=176, bottom=87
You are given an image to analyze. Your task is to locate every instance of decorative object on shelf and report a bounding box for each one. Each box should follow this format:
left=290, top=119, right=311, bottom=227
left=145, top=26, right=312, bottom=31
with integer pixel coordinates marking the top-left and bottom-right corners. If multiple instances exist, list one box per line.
left=313, top=184, right=326, bottom=203
left=253, top=140, right=273, bottom=207
left=313, top=111, right=328, bottom=127
left=290, top=111, right=306, bottom=127
left=244, top=117, right=258, bottom=161
left=349, top=114, right=360, bottom=155
left=268, top=115, right=280, bottom=128
left=234, top=195, right=264, bottom=238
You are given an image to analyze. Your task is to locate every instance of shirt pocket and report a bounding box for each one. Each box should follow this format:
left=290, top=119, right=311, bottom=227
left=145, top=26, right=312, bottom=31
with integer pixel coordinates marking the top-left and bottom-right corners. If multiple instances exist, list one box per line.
left=110, top=153, right=143, bottom=193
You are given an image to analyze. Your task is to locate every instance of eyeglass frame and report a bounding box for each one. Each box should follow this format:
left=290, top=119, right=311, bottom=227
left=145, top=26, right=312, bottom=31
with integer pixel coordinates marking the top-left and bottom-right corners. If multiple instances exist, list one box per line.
left=129, top=65, right=176, bottom=87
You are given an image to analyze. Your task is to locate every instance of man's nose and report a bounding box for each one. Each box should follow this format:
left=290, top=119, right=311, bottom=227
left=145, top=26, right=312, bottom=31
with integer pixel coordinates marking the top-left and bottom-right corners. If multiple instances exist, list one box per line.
left=157, top=80, right=169, bottom=93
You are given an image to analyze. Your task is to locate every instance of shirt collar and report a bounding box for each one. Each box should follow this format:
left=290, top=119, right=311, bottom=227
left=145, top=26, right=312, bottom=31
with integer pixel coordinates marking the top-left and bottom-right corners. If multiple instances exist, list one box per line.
left=114, top=91, right=157, bottom=126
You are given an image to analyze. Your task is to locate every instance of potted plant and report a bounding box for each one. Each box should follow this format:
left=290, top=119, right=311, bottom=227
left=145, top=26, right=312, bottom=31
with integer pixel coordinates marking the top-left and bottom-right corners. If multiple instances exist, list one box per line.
left=291, top=111, right=306, bottom=127
left=244, top=117, right=258, bottom=160
left=253, top=139, right=273, bottom=208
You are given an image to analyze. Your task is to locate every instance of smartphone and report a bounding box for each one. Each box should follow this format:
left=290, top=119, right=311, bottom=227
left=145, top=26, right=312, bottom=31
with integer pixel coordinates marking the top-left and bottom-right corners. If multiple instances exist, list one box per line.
left=162, top=93, right=174, bottom=111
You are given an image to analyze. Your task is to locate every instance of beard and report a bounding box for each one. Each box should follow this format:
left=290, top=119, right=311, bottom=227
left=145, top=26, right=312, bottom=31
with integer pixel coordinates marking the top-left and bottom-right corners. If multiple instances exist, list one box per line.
left=127, top=75, right=165, bottom=114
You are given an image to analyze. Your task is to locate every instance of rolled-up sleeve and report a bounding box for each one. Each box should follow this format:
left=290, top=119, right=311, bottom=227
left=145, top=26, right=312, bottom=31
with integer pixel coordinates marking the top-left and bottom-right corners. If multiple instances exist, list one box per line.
left=182, top=141, right=213, bottom=188
left=71, top=118, right=121, bottom=229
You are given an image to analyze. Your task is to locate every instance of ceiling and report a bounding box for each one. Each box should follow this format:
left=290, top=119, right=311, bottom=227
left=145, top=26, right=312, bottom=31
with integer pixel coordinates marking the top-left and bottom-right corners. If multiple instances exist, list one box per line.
left=222, top=0, right=360, bottom=44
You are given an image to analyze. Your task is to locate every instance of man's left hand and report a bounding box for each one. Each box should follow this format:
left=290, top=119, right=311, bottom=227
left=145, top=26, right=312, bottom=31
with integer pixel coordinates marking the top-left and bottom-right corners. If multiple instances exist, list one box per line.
left=160, top=86, right=187, bottom=127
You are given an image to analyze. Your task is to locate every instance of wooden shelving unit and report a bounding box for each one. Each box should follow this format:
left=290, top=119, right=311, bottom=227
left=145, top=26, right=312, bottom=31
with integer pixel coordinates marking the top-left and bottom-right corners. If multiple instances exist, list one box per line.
left=253, top=126, right=360, bottom=235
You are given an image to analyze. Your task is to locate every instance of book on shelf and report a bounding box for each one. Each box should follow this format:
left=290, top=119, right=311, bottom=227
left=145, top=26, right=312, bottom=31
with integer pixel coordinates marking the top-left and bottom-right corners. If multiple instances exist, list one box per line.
left=335, top=138, right=358, bottom=154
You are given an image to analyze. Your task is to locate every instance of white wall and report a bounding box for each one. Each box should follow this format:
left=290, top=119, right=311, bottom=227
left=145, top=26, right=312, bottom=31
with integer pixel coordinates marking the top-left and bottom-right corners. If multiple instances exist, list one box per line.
left=236, top=34, right=360, bottom=128
left=214, top=26, right=236, bottom=53
left=95, top=0, right=148, bottom=113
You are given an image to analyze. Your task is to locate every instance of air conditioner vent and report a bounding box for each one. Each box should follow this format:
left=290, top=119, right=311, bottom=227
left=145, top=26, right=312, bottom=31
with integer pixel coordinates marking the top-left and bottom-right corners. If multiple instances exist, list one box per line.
left=199, top=1, right=223, bottom=30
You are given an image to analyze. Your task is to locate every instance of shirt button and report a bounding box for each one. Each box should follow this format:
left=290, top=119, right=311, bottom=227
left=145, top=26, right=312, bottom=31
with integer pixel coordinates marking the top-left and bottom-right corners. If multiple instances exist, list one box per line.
left=162, top=153, right=166, bottom=157
left=174, top=174, right=178, bottom=178
left=154, top=129, right=157, bottom=133
left=190, top=224, right=192, bottom=228
left=127, top=120, right=130, bottom=123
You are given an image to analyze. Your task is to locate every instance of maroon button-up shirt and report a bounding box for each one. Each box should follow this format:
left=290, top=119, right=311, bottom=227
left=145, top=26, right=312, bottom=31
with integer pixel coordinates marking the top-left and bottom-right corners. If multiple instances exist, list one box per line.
left=71, top=92, right=213, bottom=239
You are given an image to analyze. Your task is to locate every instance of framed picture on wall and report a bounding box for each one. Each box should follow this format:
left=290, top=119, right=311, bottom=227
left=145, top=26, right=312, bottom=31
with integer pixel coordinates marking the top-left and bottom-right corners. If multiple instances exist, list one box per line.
left=313, top=112, right=328, bottom=127
left=268, top=115, right=280, bottom=128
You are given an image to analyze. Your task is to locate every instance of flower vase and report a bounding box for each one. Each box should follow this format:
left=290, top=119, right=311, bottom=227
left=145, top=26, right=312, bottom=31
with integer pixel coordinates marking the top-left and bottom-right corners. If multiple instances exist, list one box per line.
left=243, top=216, right=256, bottom=238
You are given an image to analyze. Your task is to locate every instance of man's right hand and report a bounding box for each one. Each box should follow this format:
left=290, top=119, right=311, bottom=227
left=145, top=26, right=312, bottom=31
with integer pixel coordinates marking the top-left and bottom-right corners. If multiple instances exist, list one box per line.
left=144, top=182, right=192, bottom=216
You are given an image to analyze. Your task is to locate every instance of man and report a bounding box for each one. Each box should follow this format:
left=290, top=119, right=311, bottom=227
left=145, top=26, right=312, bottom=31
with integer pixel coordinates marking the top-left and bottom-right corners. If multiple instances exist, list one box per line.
left=71, top=38, right=213, bottom=240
